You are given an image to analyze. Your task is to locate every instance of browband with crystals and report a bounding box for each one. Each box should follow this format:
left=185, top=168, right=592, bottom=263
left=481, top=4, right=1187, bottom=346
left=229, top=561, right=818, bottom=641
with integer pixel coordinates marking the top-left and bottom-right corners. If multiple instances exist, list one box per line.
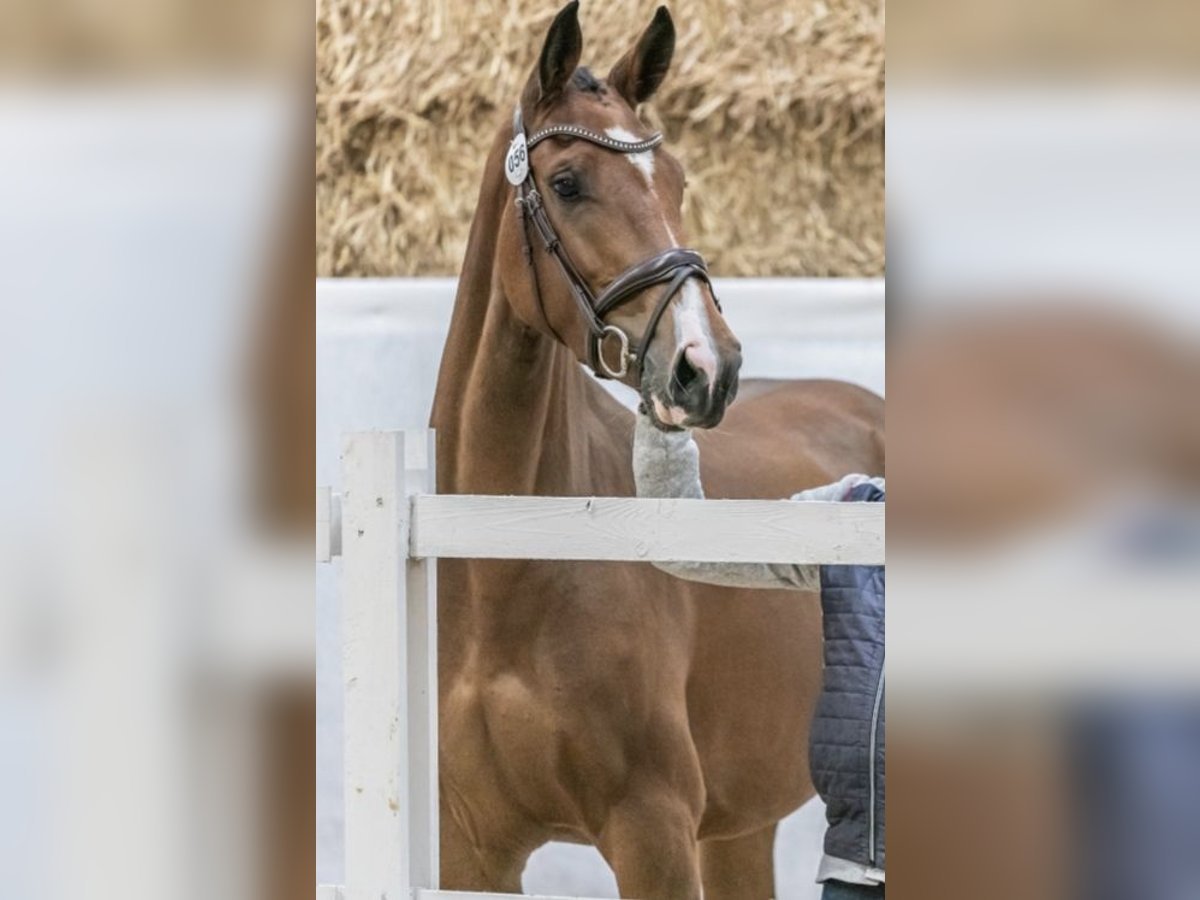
left=527, top=123, right=663, bottom=154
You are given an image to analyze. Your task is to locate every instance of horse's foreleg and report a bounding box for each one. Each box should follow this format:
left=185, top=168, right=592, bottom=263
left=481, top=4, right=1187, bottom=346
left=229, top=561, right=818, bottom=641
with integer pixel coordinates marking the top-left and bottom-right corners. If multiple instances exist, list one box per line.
left=597, top=789, right=703, bottom=900
left=438, top=791, right=529, bottom=893
left=699, top=822, right=778, bottom=900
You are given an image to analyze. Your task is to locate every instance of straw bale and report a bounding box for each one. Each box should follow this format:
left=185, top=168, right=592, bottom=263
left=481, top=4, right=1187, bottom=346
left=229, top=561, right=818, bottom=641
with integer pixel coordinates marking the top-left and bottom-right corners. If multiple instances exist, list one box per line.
left=317, top=0, right=884, bottom=277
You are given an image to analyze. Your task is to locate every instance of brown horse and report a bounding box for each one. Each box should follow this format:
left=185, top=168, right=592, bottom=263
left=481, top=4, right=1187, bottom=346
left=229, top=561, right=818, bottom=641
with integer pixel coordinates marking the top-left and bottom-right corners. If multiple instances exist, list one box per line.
left=430, top=5, right=884, bottom=898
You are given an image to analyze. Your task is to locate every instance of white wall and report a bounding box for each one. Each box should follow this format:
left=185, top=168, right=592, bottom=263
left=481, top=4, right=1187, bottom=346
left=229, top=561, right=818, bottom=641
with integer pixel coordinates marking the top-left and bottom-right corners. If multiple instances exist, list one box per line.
left=316, top=278, right=885, bottom=896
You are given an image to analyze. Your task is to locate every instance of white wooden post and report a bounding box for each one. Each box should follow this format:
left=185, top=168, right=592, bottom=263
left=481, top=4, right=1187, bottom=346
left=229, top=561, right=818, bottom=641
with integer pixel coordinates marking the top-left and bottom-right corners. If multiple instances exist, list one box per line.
left=404, top=430, right=440, bottom=890
left=340, top=430, right=438, bottom=900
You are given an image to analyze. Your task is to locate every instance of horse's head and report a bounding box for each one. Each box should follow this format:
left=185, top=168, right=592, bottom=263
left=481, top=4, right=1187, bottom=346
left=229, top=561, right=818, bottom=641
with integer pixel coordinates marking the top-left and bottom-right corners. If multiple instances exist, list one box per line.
left=497, top=2, right=742, bottom=429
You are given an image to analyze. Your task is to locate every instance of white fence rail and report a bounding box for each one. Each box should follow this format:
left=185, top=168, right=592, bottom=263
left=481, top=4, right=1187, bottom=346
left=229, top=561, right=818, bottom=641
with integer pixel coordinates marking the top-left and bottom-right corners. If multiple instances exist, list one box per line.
left=317, top=429, right=885, bottom=900
left=412, top=494, right=883, bottom=564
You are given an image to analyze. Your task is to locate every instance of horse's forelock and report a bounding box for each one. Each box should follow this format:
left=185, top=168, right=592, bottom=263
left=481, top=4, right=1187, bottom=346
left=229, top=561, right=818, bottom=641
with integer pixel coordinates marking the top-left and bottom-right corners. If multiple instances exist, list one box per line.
left=570, top=66, right=605, bottom=95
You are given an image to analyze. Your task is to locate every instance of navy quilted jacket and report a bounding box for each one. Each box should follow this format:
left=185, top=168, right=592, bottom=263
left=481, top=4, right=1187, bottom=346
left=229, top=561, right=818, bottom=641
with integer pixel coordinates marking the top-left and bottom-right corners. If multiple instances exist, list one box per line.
left=812, top=482, right=885, bottom=873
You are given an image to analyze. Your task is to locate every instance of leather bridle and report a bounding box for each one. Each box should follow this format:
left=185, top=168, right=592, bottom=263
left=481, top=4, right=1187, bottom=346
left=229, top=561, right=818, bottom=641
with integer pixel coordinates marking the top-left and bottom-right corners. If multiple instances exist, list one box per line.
left=508, top=105, right=720, bottom=381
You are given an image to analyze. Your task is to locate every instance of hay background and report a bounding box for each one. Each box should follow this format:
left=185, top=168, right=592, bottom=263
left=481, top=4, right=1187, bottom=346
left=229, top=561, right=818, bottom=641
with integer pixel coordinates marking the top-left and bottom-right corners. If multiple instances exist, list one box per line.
left=317, top=0, right=884, bottom=277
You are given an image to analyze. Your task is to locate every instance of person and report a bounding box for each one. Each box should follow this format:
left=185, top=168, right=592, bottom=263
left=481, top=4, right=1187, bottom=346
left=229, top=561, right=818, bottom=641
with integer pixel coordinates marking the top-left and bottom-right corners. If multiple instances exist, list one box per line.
left=632, top=409, right=885, bottom=899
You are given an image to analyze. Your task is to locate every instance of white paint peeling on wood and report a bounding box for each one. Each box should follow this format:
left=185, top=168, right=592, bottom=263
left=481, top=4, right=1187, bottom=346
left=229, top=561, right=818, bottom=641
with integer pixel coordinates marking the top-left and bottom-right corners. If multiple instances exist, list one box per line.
left=339, top=431, right=439, bottom=900
left=341, top=432, right=411, bottom=900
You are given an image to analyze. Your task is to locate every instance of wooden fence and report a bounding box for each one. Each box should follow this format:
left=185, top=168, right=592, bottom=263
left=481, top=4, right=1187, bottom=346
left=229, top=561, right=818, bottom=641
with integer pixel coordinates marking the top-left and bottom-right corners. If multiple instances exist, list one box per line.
left=316, top=429, right=884, bottom=900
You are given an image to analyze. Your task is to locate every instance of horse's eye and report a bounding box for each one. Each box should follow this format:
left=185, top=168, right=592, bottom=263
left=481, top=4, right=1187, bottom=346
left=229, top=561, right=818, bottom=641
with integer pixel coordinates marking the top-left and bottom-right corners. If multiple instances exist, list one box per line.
left=551, top=174, right=580, bottom=201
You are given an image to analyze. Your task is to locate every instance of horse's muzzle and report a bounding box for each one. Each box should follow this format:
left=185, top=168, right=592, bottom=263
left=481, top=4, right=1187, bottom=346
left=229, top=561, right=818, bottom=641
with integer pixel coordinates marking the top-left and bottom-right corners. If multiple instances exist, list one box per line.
left=654, top=345, right=741, bottom=429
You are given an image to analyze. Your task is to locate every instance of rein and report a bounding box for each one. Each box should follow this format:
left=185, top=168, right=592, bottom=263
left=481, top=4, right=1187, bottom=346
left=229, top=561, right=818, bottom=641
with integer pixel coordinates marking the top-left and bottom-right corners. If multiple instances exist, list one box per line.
left=507, top=106, right=718, bottom=381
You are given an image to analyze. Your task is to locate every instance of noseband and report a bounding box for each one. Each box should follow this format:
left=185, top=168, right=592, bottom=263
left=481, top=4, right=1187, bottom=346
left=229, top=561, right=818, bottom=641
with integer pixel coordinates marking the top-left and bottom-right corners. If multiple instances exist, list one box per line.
left=507, top=106, right=719, bottom=381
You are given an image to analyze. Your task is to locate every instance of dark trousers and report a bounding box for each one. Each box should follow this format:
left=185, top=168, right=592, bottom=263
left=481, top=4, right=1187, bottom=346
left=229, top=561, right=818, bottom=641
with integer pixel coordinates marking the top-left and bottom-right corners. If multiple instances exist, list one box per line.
left=822, top=880, right=884, bottom=900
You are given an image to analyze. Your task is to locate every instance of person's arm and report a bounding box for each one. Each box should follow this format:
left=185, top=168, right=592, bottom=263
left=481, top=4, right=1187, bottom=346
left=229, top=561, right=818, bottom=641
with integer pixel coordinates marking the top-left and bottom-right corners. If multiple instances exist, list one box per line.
left=633, top=411, right=884, bottom=590
left=632, top=412, right=820, bottom=590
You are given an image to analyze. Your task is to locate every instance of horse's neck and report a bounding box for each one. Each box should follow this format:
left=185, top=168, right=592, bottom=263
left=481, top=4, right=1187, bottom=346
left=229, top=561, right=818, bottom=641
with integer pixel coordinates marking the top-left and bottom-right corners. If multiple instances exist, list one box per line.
left=434, top=292, right=585, bottom=495
left=432, top=159, right=626, bottom=497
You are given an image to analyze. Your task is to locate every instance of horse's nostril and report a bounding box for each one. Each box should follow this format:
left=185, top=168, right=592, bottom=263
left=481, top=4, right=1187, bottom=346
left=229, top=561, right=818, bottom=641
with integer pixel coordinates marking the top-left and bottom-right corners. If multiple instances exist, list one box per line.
left=672, top=351, right=701, bottom=397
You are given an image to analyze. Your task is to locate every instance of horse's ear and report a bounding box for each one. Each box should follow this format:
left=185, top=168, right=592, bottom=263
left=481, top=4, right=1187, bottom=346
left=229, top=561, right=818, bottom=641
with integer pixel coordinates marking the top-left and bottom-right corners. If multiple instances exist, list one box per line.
left=607, top=5, right=675, bottom=107
left=522, top=1, right=583, bottom=109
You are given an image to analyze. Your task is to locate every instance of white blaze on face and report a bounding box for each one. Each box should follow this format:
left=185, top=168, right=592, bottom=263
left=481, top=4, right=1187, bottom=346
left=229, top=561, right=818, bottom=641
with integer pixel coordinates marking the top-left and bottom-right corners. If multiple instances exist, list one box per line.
left=606, top=125, right=718, bottom=418
left=649, top=281, right=719, bottom=427
left=605, top=126, right=655, bottom=186
left=606, top=125, right=678, bottom=246
left=674, top=279, right=718, bottom=388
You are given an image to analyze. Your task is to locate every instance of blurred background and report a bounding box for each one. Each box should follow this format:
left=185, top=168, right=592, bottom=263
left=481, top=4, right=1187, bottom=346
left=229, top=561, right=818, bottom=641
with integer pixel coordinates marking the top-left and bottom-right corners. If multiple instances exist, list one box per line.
left=0, top=0, right=312, bottom=899
left=888, top=0, right=1200, bottom=897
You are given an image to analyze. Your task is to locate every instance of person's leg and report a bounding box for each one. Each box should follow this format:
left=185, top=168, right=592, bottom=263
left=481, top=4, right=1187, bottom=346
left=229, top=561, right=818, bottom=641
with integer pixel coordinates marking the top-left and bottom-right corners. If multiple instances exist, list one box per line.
left=821, top=880, right=884, bottom=900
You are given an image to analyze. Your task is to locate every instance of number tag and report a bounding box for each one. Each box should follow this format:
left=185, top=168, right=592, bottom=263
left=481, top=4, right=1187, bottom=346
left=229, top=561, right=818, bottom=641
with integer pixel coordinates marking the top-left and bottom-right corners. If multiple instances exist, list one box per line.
left=505, top=133, right=529, bottom=185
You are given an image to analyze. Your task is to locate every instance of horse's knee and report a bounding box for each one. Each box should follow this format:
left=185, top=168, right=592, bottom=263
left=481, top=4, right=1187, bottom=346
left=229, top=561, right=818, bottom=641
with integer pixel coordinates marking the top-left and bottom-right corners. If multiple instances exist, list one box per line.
left=598, top=793, right=704, bottom=900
